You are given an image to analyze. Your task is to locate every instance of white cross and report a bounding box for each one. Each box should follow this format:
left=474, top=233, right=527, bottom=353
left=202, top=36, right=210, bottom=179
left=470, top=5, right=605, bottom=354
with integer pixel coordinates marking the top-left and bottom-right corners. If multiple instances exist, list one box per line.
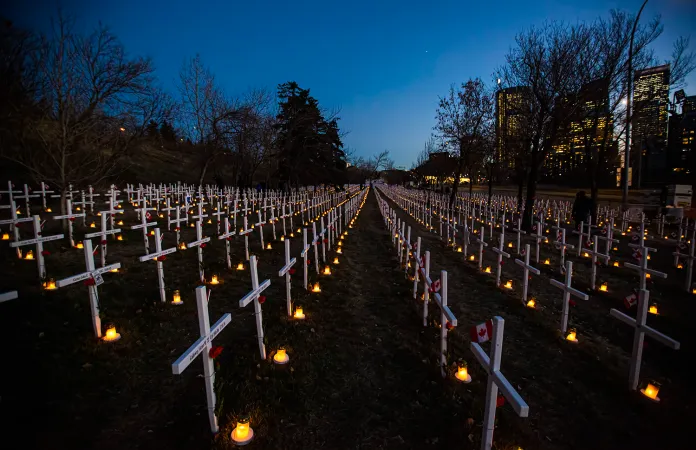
left=529, top=224, right=548, bottom=264
left=420, top=250, right=432, bottom=327
left=239, top=255, right=271, bottom=360
left=609, top=289, right=680, bottom=391
left=584, top=238, right=610, bottom=290
left=131, top=206, right=157, bottom=254
left=625, top=251, right=667, bottom=290
left=85, top=211, right=123, bottom=267
left=212, top=198, right=225, bottom=235
left=550, top=260, right=589, bottom=333
left=139, top=228, right=177, bottom=303
left=470, top=316, right=529, bottom=450
left=278, top=239, right=297, bottom=317
left=572, top=221, right=592, bottom=257
left=474, top=227, right=488, bottom=269
left=162, top=197, right=176, bottom=231
left=187, top=218, right=211, bottom=283
left=171, top=285, right=231, bottom=433
left=171, top=205, right=189, bottom=245
left=411, top=236, right=422, bottom=300
left=15, top=184, right=40, bottom=217
left=514, top=243, right=540, bottom=303
left=9, top=215, right=64, bottom=280
left=255, top=207, right=266, bottom=250
left=512, top=218, right=526, bottom=254
left=0, top=290, right=19, bottom=303
left=38, top=182, right=54, bottom=210
left=301, top=228, right=310, bottom=290
left=491, top=230, right=511, bottom=286
left=311, top=222, right=320, bottom=274
left=53, top=199, right=85, bottom=248
left=56, top=239, right=121, bottom=338
left=673, top=228, right=696, bottom=292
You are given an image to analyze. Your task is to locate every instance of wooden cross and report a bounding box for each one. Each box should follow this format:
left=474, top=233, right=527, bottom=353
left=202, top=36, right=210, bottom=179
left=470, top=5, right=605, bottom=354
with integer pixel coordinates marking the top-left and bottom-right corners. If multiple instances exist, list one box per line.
left=491, top=230, right=511, bottom=286
left=131, top=206, right=157, bottom=255
left=0, top=290, right=19, bottom=304
left=38, top=182, right=54, bottom=210
left=474, top=227, right=488, bottom=270
left=53, top=199, right=85, bottom=248
left=609, top=289, right=680, bottom=391
left=529, top=223, right=548, bottom=264
left=512, top=218, right=526, bottom=254
left=186, top=216, right=212, bottom=283
left=673, top=228, right=696, bottom=291
left=420, top=250, right=432, bottom=327
left=15, top=184, right=40, bottom=217
left=625, top=251, right=667, bottom=290
left=171, top=285, right=231, bottom=433
left=218, top=217, right=236, bottom=270
left=9, top=215, right=64, bottom=280
left=470, top=316, right=529, bottom=450
left=85, top=211, right=123, bottom=267
left=238, top=255, right=271, bottom=360
left=56, top=239, right=121, bottom=338
left=278, top=239, right=297, bottom=316
left=514, top=244, right=540, bottom=303
left=584, top=238, right=610, bottom=290
left=311, top=222, right=320, bottom=274
left=421, top=265, right=457, bottom=377
left=138, top=228, right=177, bottom=303
left=551, top=261, right=589, bottom=333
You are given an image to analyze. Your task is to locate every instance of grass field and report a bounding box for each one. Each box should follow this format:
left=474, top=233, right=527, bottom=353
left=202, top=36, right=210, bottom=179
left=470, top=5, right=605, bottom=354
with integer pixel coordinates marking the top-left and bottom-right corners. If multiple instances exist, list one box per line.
left=0, top=188, right=692, bottom=450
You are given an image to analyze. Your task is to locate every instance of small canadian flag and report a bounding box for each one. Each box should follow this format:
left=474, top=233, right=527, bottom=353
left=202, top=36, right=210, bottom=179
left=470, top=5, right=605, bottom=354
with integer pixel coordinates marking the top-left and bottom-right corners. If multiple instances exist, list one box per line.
left=429, top=279, right=441, bottom=293
left=470, top=320, right=494, bottom=343
left=556, top=231, right=562, bottom=242
left=624, top=292, right=638, bottom=309
left=146, top=211, right=152, bottom=220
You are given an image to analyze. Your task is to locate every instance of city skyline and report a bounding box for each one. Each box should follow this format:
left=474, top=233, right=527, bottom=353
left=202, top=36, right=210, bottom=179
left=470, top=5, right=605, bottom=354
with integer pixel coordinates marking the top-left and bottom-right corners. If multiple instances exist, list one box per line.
left=6, top=0, right=696, bottom=168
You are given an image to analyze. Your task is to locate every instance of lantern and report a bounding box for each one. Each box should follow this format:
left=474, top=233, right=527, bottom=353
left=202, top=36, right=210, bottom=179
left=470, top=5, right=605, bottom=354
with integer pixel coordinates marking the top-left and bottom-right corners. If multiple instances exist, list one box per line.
left=323, top=266, right=332, bottom=275
left=190, top=223, right=195, bottom=228
left=266, top=243, right=272, bottom=250
left=504, top=280, right=513, bottom=289
left=333, top=257, right=339, bottom=264
left=600, top=282, right=608, bottom=292
left=24, top=250, right=34, bottom=260
left=76, top=242, right=84, bottom=249
left=172, top=290, right=183, bottom=305
left=103, top=324, right=121, bottom=342
left=613, top=261, right=619, bottom=267
left=110, top=267, right=119, bottom=273
left=484, top=266, right=491, bottom=274
left=649, top=304, right=658, bottom=315
left=544, top=259, right=550, bottom=265
left=46, top=207, right=52, bottom=213
left=273, top=347, right=289, bottom=364
left=290, top=232, right=295, bottom=237
left=312, top=283, right=321, bottom=293
left=647, top=255, right=651, bottom=260
left=179, top=242, right=187, bottom=250
left=159, top=213, right=164, bottom=218
left=150, top=230, right=155, bottom=236
left=280, top=235, right=285, bottom=241
left=43, top=278, right=57, bottom=290
left=508, top=242, right=513, bottom=248
left=455, top=361, right=472, bottom=383
left=469, top=255, right=475, bottom=261
left=337, top=247, right=342, bottom=254
left=210, top=275, right=220, bottom=285
left=565, top=329, right=578, bottom=343
left=89, top=222, right=96, bottom=228
left=294, top=306, right=305, bottom=320
left=116, top=234, right=123, bottom=241
left=207, top=219, right=212, bottom=224
left=583, top=252, right=589, bottom=258
left=231, top=414, right=254, bottom=445
left=641, top=382, right=661, bottom=402
left=526, top=299, right=536, bottom=308
left=646, top=273, right=651, bottom=279
left=237, top=262, right=244, bottom=271
left=1, top=233, right=9, bottom=240
left=678, top=263, right=684, bottom=269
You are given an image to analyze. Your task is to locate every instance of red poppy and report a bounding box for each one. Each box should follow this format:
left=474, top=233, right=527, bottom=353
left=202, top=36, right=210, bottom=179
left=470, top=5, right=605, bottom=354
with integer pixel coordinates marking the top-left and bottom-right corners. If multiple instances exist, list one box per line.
left=289, top=268, right=296, bottom=275
left=323, top=239, right=328, bottom=244
left=83, top=278, right=96, bottom=287
left=258, top=295, right=266, bottom=304
left=156, top=255, right=167, bottom=262
left=445, top=322, right=455, bottom=330
left=226, top=237, right=232, bottom=241
left=69, top=218, right=75, bottom=222
left=569, top=299, right=577, bottom=307
left=101, top=240, right=108, bottom=245
left=208, top=346, right=223, bottom=359
left=41, top=250, right=51, bottom=256
left=496, top=395, right=506, bottom=407
left=175, top=227, right=180, bottom=231
left=200, top=243, right=207, bottom=248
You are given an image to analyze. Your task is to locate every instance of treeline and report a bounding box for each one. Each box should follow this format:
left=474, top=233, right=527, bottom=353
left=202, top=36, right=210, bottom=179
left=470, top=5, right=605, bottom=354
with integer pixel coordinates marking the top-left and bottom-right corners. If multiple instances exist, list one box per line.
left=0, top=14, right=356, bottom=196
left=422, top=8, right=694, bottom=227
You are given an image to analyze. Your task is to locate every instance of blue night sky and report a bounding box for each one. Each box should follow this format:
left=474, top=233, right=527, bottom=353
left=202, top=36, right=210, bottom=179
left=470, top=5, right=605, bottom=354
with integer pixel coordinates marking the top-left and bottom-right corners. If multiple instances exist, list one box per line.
left=6, top=0, right=696, bottom=168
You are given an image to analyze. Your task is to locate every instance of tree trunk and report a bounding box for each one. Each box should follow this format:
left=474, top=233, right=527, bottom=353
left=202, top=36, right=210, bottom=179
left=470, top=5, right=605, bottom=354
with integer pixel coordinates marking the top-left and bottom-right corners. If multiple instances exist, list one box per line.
left=522, top=154, right=539, bottom=230
left=198, top=156, right=214, bottom=186
left=468, top=177, right=474, bottom=197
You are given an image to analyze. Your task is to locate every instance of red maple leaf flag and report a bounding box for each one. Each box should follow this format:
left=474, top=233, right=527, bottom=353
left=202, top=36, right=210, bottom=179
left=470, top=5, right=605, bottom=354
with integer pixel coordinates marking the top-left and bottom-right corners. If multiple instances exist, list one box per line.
left=624, top=293, right=638, bottom=309
left=429, top=279, right=441, bottom=293
left=470, top=320, right=494, bottom=343
left=146, top=211, right=152, bottom=220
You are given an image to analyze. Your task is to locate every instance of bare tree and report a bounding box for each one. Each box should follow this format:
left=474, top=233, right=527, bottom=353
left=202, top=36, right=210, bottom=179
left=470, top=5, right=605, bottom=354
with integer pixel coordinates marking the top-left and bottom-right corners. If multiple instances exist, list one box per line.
left=0, top=14, right=156, bottom=218
left=434, top=78, right=494, bottom=206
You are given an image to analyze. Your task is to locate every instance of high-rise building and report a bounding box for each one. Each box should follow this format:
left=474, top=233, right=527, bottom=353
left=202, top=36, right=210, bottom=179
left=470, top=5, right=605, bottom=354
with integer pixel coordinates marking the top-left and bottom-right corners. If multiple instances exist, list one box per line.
left=496, top=86, right=529, bottom=173
left=545, top=78, right=616, bottom=185
left=667, top=94, right=695, bottom=181
left=631, top=64, right=670, bottom=185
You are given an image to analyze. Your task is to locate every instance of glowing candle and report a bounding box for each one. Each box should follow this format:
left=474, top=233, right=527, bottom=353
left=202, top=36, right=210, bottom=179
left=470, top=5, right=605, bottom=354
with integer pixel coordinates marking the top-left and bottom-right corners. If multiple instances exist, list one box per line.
left=210, top=275, right=220, bottom=285
left=544, top=259, right=550, bottom=265
left=150, top=230, right=155, bottom=236
left=159, top=214, right=164, bottom=218
left=646, top=273, right=651, bottom=279
left=613, top=261, right=619, bottom=267
left=110, top=268, right=119, bottom=273
left=172, top=290, right=183, bottom=305
left=1, top=233, right=9, bottom=240
left=273, top=347, right=289, bottom=364
left=526, top=299, right=536, bottom=308
left=44, top=279, right=57, bottom=290
left=469, top=255, right=475, bottom=261
left=600, top=283, right=608, bottom=292
left=103, top=325, right=121, bottom=342
left=333, top=257, right=339, bottom=264
left=323, top=266, right=332, bottom=275
left=237, top=262, right=244, bottom=271
left=312, top=283, right=321, bottom=293
left=280, top=236, right=285, bottom=241
left=179, top=242, right=187, bottom=250
left=89, top=222, right=96, bottom=228
left=337, top=248, right=342, bottom=254
left=678, top=263, right=684, bottom=269
left=294, top=306, right=305, bottom=319
left=266, top=243, right=272, bottom=250
left=231, top=415, right=254, bottom=445
left=504, top=280, right=513, bottom=289
left=76, top=242, right=84, bottom=249
left=207, top=219, right=212, bottom=224
left=641, top=382, right=661, bottom=402
left=484, top=266, right=491, bottom=274
left=190, top=223, right=195, bottom=228
left=455, top=362, right=472, bottom=383
left=649, top=304, right=658, bottom=315
left=565, top=329, right=578, bottom=343
left=46, top=207, right=52, bottom=213
left=508, top=242, right=513, bottom=248
left=583, top=252, right=589, bottom=258
left=25, top=250, right=34, bottom=260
